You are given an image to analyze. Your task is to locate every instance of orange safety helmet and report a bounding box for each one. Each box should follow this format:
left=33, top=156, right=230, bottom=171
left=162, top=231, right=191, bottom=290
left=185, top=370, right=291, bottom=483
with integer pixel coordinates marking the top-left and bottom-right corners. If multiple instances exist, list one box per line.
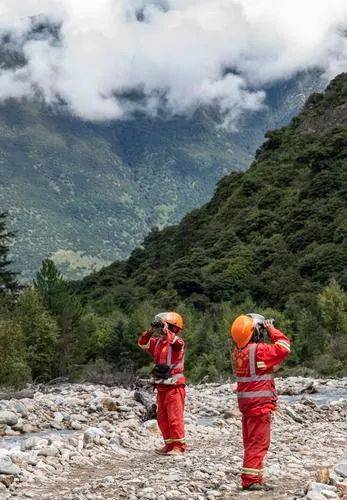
left=230, top=314, right=255, bottom=348
left=154, top=311, right=183, bottom=330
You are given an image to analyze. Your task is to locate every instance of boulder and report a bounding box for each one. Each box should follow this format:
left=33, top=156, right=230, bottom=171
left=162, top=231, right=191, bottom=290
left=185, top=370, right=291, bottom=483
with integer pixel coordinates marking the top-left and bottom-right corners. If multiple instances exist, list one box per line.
left=336, top=482, right=347, bottom=497
left=309, top=482, right=336, bottom=492
left=100, top=397, right=118, bottom=411
left=117, top=405, right=132, bottom=412
left=0, top=456, right=20, bottom=476
left=0, top=411, right=18, bottom=426
left=20, top=436, right=48, bottom=452
left=283, top=406, right=304, bottom=423
left=143, top=419, right=160, bottom=435
left=84, top=427, right=105, bottom=445
left=70, top=421, right=82, bottom=430
left=0, top=474, right=14, bottom=488
left=22, top=423, right=36, bottom=433
left=11, top=401, right=28, bottom=418
left=306, top=482, right=338, bottom=499
left=315, top=467, right=330, bottom=484
left=37, top=447, right=59, bottom=457
left=306, top=493, right=327, bottom=500
left=99, top=420, right=114, bottom=433
left=53, top=412, right=64, bottom=423
left=334, top=462, right=347, bottom=478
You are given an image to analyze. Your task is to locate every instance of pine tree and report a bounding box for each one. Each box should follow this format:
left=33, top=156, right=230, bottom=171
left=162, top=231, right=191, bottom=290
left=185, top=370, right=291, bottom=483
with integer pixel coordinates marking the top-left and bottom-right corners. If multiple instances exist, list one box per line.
left=0, top=212, right=18, bottom=299
left=18, top=289, right=59, bottom=382
left=34, top=259, right=84, bottom=376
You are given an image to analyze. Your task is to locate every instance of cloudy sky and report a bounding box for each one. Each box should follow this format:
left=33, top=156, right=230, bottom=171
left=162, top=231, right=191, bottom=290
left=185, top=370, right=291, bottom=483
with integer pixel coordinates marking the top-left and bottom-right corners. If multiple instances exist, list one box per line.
left=0, top=0, right=346, bottom=125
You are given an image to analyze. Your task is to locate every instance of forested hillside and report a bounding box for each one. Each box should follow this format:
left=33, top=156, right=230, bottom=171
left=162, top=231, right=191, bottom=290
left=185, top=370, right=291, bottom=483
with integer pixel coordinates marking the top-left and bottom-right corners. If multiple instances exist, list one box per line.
left=80, top=75, right=346, bottom=309
left=0, top=58, right=322, bottom=280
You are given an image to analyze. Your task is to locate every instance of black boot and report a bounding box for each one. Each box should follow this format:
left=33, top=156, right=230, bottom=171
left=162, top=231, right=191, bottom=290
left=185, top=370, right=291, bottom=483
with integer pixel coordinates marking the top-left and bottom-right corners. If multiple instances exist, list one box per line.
left=243, top=483, right=274, bottom=491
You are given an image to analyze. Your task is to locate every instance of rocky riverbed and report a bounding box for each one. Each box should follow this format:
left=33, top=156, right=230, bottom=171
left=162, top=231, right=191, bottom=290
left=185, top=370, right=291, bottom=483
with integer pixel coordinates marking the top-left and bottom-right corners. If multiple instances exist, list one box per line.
left=0, top=377, right=346, bottom=499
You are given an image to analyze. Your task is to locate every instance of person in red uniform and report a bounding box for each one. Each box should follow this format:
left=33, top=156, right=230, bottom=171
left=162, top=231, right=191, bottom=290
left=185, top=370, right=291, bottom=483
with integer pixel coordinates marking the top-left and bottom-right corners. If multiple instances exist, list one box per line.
left=138, top=311, right=186, bottom=455
left=230, top=313, right=291, bottom=491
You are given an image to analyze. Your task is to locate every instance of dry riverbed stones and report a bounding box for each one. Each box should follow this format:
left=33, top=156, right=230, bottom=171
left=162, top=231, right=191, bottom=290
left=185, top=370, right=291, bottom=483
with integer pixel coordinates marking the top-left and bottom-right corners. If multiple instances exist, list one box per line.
left=0, top=377, right=345, bottom=499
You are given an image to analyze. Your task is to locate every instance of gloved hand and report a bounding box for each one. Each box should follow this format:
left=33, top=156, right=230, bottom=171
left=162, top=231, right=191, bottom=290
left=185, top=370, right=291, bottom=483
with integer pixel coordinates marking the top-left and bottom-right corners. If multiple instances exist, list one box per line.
left=263, top=319, right=275, bottom=339
left=147, top=325, right=155, bottom=335
left=161, top=321, right=170, bottom=336
left=162, top=322, right=175, bottom=343
left=263, top=320, right=273, bottom=330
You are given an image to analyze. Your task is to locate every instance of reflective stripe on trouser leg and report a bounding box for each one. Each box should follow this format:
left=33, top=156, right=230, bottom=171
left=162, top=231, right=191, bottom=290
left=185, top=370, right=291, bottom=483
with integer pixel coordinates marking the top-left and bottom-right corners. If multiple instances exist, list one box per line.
left=166, top=386, right=186, bottom=451
left=238, top=391, right=275, bottom=398
left=241, top=467, right=264, bottom=476
left=242, top=413, right=271, bottom=488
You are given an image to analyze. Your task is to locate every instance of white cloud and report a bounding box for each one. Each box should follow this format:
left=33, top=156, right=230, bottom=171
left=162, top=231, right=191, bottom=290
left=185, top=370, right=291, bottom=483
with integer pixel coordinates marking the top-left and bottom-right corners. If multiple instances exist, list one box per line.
left=0, top=0, right=346, bottom=124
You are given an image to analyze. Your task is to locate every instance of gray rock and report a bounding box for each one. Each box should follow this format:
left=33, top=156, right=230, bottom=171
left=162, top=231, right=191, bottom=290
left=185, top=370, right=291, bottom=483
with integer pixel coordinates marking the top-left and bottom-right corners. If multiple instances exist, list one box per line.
left=334, top=462, right=347, bottom=478
left=306, top=492, right=326, bottom=500
left=306, top=483, right=339, bottom=499
left=20, top=436, right=47, bottom=452
left=0, top=411, right=18, bottom=426
left=70, top=420, right=82, bottom=430
left=22, top=423, right=35, bottom=433
left=117, top=405, right=132, bottom=412
left=309, top=483, right=337, bottom=493
left=164, top=491, right=184, bottom=499
left=37, top=447, right=59, bottom=457
left=138, top=487, right=156, bottom=499
left=11, top=401, right=28, bottom=418
left=0, top=456, right=20, bottom=476
left=283, top=407, right=304, bottom=423
left=53, top=411, right=64, bottom=423
left=321, top=492, right=339, bottom=499
left=84, top=427, right=105, bottom=445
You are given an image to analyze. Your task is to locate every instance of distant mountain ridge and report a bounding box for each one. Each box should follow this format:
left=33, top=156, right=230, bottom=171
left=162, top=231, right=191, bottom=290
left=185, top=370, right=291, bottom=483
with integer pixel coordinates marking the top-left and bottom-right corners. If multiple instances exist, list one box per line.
left=0, top=67, right=324, bottom=280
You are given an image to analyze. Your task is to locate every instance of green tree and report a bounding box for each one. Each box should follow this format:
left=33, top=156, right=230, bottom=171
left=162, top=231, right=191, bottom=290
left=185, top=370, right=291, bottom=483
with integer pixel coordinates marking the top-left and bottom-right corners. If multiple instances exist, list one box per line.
left=78, top=311, right=112, bottom=361
left=318, top=280, right=347, bottom=371
left=0, top=212, right=18, bottom=304
left=34, top=259, right=84, bottom=376
left=0, top=319, right=31, bottom=388
left=18, top=289, right=59, bottom=381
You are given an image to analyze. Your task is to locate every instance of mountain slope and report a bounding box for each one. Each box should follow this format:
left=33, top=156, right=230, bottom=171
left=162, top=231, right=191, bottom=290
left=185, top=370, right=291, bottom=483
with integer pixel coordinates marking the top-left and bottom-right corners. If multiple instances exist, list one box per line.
left=0, top=69, right=324, bottom=280
left=78, top=73, right=346, bottom=312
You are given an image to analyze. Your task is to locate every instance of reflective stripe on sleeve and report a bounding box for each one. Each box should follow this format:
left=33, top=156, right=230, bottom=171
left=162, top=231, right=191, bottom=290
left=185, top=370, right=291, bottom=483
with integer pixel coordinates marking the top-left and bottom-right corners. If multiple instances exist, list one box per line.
left=237, top=390, right=275, bottom=398
left=139, top=341, right=151, bottom=350
left=256, top=361, right=266, bottom=368
left=275, top=340, right=291, bottom=351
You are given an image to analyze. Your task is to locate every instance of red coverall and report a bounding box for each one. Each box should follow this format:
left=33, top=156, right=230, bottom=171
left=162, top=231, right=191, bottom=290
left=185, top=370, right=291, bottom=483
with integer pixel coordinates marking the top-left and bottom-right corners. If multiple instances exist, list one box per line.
left=232, top=326, right=291, bottom=488
left=138, top=330, right=186, bottom=452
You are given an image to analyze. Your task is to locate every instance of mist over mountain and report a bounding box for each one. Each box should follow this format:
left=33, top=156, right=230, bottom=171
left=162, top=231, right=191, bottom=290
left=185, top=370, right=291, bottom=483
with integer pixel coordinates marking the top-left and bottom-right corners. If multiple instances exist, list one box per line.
left=1, top=0, right=346, bottom=279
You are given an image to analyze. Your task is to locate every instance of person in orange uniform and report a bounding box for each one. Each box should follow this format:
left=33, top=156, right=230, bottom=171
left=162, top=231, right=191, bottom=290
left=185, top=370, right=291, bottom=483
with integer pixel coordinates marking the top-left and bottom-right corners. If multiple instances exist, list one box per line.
left=138, top=312, right=186, bottom=455
left=230, top=313, right=291, bottom=491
